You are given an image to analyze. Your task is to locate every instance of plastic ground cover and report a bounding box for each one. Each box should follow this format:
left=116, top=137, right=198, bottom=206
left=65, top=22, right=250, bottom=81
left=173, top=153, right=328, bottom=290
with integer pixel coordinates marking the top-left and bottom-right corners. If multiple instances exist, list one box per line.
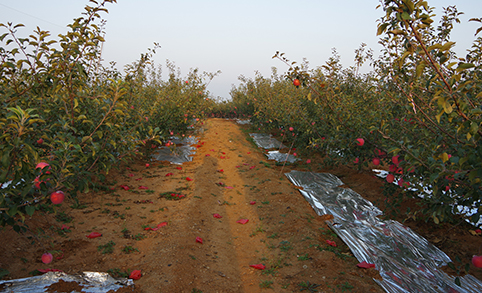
left=249, top=133, right=286, bottom=149
left=285, top=170, right=482, bottom=293
left=266, top=150, right=299, bottom=163
left=234, top=118, right=251, bottom=125
left=151, top=136, right=198, bottom=164
left=0, top=271, right=133, bottom=293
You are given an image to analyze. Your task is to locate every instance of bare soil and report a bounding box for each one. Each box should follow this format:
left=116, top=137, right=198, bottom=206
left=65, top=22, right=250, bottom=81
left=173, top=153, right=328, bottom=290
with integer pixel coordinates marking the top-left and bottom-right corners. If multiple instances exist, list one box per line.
left=1, top=118, right=481, bottom=292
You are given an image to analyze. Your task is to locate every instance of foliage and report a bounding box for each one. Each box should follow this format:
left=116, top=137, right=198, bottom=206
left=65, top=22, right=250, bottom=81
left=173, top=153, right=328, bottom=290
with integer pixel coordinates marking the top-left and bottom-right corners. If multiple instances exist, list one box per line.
left=0, top=0, right=218, bottom=230
left=214, top=0, right=482, bottom=225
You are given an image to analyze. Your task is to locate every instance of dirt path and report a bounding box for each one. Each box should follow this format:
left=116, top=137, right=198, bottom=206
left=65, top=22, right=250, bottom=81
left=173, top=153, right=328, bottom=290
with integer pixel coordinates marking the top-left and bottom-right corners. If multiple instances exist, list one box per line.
left=0, top=119, right=385, bottom=292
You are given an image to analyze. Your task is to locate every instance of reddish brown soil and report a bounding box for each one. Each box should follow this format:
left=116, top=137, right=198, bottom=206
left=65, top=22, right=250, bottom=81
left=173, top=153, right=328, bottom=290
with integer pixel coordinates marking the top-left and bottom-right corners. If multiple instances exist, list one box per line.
left=0, top=118, right=481, bottom=292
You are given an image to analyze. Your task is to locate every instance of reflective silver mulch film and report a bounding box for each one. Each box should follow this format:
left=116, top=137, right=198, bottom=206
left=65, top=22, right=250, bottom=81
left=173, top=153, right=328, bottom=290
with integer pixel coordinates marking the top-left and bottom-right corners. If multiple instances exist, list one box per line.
left=249, top=133, right=286, bottom=149
left=0, top=271, right=133, bottom=293
left=285, top=170, right=482, bottom=293
left=151, top=136, right=198, bottom=165
left=151, top=145, right=196, bottom=165
left=266, top=150, right=299, bottom=163
left=234, top=118, right=251, bottom=125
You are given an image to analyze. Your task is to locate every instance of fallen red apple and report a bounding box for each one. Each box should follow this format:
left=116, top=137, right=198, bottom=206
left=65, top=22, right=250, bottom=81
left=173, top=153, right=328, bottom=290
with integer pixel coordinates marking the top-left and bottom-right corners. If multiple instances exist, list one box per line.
left=472, top=255, right=482, bottom=268
left=373, top=158, right=380, bottom=165
left=293, top=79, right=301, bottom=86
left=386, top=174, right=395, bottom=183
left=356, top=138, right=365, bottom=146
left=129, top=270, right=142, bottom=280
left=42, top=253, right=53, bottom=264
left=86, top=232, right=102, bottom=239
left=50, top=191, right=65, bottom=205
left=249, top=264, right=266, bottom=270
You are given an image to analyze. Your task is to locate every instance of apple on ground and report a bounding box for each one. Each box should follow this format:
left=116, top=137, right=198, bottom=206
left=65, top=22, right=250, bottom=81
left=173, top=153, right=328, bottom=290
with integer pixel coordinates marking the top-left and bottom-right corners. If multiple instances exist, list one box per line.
left=42, top=253, right=53, bottom=264
left=473, top=255, right=482, bottom=268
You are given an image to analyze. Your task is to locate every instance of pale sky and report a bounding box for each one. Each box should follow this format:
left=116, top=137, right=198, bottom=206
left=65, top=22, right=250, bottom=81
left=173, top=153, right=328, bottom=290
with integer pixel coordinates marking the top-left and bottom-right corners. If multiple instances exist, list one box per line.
left=1, top=0, right=481, bottom=100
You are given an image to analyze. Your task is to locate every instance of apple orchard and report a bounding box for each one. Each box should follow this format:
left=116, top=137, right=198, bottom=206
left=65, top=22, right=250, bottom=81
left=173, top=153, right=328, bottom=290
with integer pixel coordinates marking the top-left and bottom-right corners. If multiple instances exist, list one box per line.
left=1, top=0, right=482, bottom=281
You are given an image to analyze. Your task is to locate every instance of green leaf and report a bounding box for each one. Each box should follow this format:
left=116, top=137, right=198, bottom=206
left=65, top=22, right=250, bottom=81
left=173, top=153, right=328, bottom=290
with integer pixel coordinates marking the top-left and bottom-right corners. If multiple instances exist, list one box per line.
left=377, top=23, right=389, bottom=36
left=455, top=277, right=461, bottom=287
left=456, top=63, right=475, bottom=72
left=435, top=109, right=444, bottom=123
left=443, top=100, right=453, bottom=114
left=470, top=122, right=478, bottom=134
left=25, top=205, right=35, bottom=216
left=416, top=61, right=426, bottom=77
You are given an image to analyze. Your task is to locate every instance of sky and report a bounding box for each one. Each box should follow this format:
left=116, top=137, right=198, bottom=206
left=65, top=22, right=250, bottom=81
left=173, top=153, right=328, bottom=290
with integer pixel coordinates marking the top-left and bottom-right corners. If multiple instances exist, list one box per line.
left=1, top=0, right=481, bottom=101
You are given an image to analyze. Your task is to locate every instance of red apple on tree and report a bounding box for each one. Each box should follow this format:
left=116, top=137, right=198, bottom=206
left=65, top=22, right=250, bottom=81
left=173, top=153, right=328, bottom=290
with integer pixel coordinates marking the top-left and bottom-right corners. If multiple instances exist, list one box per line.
left=50, top=191, right=65, bottom=205
left=293, top=79, right=301, bottom=87
left=373, top=158, right=380, bottom=165
left=37, top=138, right=43, bottom=144
left=356, top=138, right=365, bottom=146
left=392, top=155, right=400, bottom=166
left=386, top=174, right=395, bottom=183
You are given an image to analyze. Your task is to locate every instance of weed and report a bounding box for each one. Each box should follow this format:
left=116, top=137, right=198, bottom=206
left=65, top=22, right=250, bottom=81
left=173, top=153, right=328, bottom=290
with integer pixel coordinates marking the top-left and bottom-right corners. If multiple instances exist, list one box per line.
left=122, top=245, right=139, bottom=254
left=267, top=233, right=279, bottom=239
left=316, top=244, right=352, bottom=260
left=281, top=283, right=290, bottom=289
left=262, top=267, right=277, bottom=276
left=191, top=289, right=203, bottom=293
left=261, top=201, right=270, bottom=205
left=98, top=241, right=116, bottom=254
left=0, top=269, right=9, bottom=279
left=133, top=233, right=146, bottom=241
left=279, top=240, right=292, bottom=251
left=107, top=268, right=128, bottom=278
left=298, top=281, right=320, bottom=292
left=55, top=211, right=72, bottom=223
left=259, top=161, right=271, bottom=168
left=297, top=253, right=311, bottom=261
left=338, top=282, right=354, bottom=292
left=189, top=255, right=196, bottom=260
left=305, top=213, right=314, bottom=223
left=259, top=280, right=273, bottom=289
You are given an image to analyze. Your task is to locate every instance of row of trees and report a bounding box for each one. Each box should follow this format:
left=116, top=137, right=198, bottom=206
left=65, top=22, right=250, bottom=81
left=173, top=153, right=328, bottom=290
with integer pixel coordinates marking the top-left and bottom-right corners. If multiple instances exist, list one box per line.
left=220, top=0, right=482, bottom=225
left=0, top=0, right=218, bottom=230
